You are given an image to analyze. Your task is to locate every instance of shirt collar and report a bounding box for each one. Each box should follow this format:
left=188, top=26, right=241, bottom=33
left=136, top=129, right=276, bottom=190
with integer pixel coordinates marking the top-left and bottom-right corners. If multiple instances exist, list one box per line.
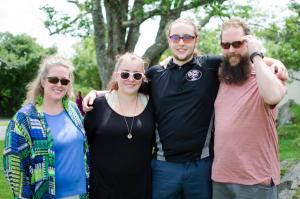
left=166, top=56, right=198, bottom=70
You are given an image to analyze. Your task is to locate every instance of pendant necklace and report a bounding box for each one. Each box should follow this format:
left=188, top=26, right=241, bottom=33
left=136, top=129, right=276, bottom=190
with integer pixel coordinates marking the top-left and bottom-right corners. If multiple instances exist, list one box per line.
left=117, top=93, right=138, bottom=139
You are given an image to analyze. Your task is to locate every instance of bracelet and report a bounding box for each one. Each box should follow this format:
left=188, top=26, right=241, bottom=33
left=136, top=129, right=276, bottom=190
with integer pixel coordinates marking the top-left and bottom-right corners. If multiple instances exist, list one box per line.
left=250, top=52, right=264, bottom=63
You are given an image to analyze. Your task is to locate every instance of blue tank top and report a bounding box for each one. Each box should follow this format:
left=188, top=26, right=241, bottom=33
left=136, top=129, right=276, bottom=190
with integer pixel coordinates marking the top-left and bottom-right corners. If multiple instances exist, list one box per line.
left=44, top=111, right=86, bottom=198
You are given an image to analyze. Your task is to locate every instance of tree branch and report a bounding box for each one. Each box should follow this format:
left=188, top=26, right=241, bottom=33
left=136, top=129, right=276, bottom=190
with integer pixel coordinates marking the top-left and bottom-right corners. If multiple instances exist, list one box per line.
left=123, top=0, right=226, bottom=27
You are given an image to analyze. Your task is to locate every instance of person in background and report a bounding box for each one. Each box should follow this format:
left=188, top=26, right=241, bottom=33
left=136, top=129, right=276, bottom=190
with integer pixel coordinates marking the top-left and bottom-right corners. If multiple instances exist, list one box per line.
left=76, top=91, right=85, bottom=116
left=84, top=52, right=154, bottom=199
left=212, top=17, right=287, bottom=199
left=3, top=55, right=89, bottom=199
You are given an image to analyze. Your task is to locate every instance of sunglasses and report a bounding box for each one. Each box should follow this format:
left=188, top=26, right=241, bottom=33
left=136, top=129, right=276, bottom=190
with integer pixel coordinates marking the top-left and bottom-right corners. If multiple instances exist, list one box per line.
left=47, top=76, right=70, bottom=85
left=117, top=71, right=144, bottom=80
left=169, top=34, right=196, bottom=43
left=220, top=40, right=245, bottom=49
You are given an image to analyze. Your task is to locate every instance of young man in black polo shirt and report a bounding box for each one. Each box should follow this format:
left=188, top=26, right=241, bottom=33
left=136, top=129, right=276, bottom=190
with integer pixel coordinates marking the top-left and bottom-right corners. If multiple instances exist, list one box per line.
left=82, top=18, right=287, bottom=199
left=146, top=18, right=221, bottom=199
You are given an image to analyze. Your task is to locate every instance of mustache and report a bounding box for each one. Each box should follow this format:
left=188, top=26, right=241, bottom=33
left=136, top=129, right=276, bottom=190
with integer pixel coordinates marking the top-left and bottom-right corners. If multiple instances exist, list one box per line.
left=227, top=53, right=241, bottom=59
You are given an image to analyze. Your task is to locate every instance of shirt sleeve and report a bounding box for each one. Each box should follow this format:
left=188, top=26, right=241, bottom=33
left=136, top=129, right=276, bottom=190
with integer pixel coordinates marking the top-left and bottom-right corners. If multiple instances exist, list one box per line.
left=196, top=55, right=223, bottom=70
left=3, top=113, right=33, bottom=199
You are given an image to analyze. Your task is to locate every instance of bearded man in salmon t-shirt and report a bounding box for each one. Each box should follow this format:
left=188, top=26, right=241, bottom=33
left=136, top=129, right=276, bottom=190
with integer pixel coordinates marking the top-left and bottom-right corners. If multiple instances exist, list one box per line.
left=212, top=17, right=287, bottom=199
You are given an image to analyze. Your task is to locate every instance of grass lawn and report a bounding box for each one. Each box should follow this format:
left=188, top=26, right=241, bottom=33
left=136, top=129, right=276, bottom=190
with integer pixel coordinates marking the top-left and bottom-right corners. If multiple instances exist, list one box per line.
left=0, top=121, right=8, bottom=127
left=0, top=104, right=299, bottom=198
left=278, top=103, right=300, bottom=163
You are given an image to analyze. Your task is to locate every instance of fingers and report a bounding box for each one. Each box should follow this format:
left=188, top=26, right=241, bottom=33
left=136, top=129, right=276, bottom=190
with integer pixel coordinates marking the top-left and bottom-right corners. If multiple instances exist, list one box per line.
left=159, top=56, right=172, bottom=68
left=242, top=35, right=261, bottom=55
left=82, top=90, right=97, bottom=112
left=271, top=62, right=289, bottom=81
left=82, top=97, right=93, bottom=112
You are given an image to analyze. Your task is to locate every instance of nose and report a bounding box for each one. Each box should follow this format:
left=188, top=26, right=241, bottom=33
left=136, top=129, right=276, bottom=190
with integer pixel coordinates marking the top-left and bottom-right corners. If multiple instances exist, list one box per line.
left=128, top=74, right=135, bottom=81
left=228, top=45, right=235, bottom=53
left=178, top=38, right=185, bottom=45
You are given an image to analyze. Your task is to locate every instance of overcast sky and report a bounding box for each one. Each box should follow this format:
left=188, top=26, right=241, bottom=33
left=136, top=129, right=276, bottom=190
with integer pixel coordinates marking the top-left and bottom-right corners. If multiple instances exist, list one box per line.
left=0, top=0, right=295, bottom=57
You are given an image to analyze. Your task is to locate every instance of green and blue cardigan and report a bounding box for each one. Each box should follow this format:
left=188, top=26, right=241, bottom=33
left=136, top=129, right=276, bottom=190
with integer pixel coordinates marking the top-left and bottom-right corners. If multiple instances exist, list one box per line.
left=3, top=101, right=89, bottom=199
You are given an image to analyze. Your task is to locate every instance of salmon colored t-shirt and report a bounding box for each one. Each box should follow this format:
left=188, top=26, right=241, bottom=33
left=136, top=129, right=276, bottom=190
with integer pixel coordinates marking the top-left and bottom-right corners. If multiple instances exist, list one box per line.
left=212, top=72, right=280, bottom=185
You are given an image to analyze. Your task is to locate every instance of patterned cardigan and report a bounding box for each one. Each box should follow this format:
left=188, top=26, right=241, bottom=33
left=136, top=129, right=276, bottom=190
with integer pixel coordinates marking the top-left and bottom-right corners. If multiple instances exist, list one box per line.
left=3, top=101, right=89, bottom=199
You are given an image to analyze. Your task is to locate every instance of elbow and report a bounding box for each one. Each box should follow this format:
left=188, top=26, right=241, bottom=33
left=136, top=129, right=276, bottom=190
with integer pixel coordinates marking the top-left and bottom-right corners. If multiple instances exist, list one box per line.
left=263, top=88, right=287, bottom=105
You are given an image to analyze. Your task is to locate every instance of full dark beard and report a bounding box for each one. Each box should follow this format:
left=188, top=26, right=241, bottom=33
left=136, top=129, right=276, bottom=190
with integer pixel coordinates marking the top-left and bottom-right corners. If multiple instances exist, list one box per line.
left=218, top=54, right=252, bottom=84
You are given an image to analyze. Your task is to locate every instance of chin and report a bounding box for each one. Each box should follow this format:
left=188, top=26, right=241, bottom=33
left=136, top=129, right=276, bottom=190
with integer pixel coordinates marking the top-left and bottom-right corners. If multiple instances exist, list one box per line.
left=120, top=86, right=139, bottom=95
left=175, top=55, right=193, bottom=62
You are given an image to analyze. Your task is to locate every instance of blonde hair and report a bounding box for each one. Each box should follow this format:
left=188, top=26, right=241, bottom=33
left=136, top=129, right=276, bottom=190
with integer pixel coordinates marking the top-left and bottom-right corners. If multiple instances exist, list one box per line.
left=165, top=18, right=199, bottom=39
left=220, top=17, right=251, bottom=41
left=24, top=55, right=75, bottom=105
left=107, top=52, right=145, bottom=91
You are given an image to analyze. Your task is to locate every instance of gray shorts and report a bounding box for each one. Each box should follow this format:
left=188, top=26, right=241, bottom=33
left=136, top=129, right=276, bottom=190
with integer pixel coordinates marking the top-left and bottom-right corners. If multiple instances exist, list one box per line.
left=213, top=181, right=278, bottom=199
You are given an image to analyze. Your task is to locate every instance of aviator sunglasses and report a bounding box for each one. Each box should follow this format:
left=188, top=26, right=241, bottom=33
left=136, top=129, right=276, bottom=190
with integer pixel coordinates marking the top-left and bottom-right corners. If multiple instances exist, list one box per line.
left=117, top=71, right=143, bottom=81
left=46, top=76, right=71, bottom=85
left=220, top=40, right=245, bottom=49
left=169, top=34, right=196, bottom=44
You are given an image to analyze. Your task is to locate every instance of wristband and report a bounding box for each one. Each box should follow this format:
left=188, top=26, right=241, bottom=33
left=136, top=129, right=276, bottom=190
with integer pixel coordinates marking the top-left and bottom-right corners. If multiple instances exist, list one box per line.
left=250, top=52, right=264, bottom=63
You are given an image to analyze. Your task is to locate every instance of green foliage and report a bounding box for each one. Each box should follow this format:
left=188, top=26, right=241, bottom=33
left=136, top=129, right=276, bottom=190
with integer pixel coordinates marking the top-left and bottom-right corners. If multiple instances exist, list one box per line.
left=72, top=37, right=101, bottom=94
left=41, top=4, right=93, bottom=37
left=257, top=1, right=300, bottom=70
left=0, top=32, right=55, bottom=117
left=198, top=29, right=222, bottom=55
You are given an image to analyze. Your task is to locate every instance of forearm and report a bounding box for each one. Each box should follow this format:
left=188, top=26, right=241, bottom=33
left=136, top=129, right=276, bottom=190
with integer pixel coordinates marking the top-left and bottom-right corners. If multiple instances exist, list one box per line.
left=95, top=90, right=108, bottom=96
left=263, top=57, right=278, bottom=66
left=253, top=57, right=287, bottom=105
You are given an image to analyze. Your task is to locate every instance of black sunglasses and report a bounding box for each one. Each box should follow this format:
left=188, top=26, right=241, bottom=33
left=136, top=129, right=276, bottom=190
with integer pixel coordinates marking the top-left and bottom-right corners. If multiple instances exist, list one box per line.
left=220, top=40, right=245, bottom=49
left=118, top=71, right=143, bottom=80
left=169, top=34, right=196, bottom=43
left=47, top=76, right=70, bottom=85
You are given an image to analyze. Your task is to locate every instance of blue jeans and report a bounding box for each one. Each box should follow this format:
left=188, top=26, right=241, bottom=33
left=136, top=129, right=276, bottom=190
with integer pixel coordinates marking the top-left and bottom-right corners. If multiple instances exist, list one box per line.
left=152, top=157, right=212, bottom=199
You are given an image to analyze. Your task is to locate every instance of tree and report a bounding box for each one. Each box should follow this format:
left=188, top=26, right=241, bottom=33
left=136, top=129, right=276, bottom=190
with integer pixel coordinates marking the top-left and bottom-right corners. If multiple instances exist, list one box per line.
left=257, top=1, right=300, bottom=70
left=0, top=33, right=55, bottom=117
left=42, top=0, right=227, bottom=88
left=72, top=37, right=101, bottom=93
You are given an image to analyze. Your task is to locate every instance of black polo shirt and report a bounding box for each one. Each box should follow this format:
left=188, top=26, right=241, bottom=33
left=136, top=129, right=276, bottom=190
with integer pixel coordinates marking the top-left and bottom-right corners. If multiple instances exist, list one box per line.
left=146, top=56, right=222, bottom=162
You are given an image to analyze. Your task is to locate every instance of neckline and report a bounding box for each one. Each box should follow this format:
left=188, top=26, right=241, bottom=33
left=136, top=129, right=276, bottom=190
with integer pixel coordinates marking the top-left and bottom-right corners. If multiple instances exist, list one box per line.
left=104, top=92, right=149, bottom=118
left=44, top=110, right=65, bottom=117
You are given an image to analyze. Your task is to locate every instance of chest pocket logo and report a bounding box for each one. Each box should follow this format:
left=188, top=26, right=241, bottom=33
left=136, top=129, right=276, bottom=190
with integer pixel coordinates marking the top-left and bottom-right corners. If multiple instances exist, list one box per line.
left=186, top=69, right=202, bottom=81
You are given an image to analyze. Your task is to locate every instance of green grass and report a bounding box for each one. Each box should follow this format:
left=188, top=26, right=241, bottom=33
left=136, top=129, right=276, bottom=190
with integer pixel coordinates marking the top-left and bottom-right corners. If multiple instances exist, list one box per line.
left=278, top=103, right=300, bottom=198
left=0, top=141, right=13, bottom=199
left=0, top=104, right=299, bottom=198
left=278, top=103, right=300, bottom=163
left=0, top=121, right=8, bottom=127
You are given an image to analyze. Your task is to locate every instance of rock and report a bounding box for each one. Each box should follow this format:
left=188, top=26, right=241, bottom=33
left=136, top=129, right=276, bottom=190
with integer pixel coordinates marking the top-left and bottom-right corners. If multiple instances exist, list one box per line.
left=281, top=161, right=300, bottom=189
left=277, top=99, right=295, bottom=127
left=279, top=161, right=300, bottom=199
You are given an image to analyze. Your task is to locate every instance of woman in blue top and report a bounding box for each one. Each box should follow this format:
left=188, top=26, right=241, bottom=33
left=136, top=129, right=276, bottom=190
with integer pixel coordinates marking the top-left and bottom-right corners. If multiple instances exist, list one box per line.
left=3, top=55, right=89, bottom=199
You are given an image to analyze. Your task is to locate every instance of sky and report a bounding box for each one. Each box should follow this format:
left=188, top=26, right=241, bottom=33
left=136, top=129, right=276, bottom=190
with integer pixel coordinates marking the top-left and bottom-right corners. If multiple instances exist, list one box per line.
left=0, top=0, right=296, bottom=57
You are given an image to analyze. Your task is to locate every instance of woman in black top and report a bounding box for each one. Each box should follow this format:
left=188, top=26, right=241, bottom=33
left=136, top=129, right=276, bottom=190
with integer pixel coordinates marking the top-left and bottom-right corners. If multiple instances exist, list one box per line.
left=84, top=52, right=155, bottom=199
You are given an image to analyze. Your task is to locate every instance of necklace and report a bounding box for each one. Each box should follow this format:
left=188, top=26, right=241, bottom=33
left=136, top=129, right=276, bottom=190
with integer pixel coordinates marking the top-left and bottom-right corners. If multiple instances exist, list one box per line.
left=117, top=93, right=138, bottom=139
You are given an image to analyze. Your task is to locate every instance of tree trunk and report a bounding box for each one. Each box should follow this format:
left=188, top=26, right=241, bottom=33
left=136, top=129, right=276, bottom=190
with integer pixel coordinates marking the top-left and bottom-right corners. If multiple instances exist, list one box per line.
left=91, top=0, right=225, bottom=88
